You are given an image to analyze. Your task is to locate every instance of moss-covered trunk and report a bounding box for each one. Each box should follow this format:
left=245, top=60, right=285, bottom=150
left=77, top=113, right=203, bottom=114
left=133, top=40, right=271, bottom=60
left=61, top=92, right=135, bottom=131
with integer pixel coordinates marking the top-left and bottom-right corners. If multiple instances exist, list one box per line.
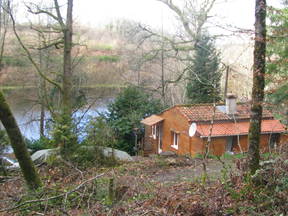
left=0, top=91, right=42, bottom=190
left=54, top=0, right=75, bottom=156
left=248, top=0, right=266, bottom=174
left=62, top=0, right=73, bottom=120
left=61, top=0, right=74, bottom=154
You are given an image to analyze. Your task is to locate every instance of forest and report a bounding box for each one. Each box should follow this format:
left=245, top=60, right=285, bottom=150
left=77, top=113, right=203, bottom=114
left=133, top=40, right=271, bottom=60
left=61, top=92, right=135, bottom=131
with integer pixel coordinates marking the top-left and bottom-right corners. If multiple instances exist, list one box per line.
left=0, top=0, right=287, bottom=215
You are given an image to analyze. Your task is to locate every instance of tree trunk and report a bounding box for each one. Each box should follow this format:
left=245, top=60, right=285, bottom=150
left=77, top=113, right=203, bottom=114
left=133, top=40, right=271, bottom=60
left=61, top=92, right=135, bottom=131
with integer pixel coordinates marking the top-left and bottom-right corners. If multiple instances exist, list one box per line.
left=38, top=42, right=45, bottom=138
left=248, top=0, right=266, bottom=174
left=0, top=91, right=42, bottom=190
left=39, top=93, right=45, bottom=137
left=62, top=0, right=73, bottom=116
left=60, top=0, right=74, bottom=155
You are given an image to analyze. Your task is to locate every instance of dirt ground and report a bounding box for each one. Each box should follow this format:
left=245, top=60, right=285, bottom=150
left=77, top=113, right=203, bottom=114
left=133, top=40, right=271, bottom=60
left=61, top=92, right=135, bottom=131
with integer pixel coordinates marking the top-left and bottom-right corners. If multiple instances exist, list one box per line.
left=0, top=155, right=238, bottom=215
left=132, top=155, right=235, bottom=183
left=2, top=149, right=284, bottom=215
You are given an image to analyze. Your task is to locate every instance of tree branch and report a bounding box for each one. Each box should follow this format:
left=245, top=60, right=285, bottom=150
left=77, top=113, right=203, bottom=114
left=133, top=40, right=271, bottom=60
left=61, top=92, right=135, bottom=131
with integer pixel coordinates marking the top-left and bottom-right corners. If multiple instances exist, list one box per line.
left=25, top=3, right=60, bottom=23
left=53, top=0, right=65, bottom=30
left=156, top=0, right=195, bottom=39
left=6, top=6, right=62, bottom=91
left=0, top=173, right=105, bottom=213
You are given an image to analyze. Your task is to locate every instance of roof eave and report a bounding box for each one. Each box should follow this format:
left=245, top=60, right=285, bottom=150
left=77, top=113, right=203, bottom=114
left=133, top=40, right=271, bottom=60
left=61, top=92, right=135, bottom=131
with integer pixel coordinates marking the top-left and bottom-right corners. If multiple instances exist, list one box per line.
left=199, top=131, right=285, bottom=138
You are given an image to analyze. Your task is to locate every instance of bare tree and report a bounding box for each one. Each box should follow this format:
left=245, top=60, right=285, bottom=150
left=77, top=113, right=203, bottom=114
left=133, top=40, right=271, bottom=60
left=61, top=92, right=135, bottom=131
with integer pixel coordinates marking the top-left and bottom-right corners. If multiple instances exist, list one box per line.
left=9, top=0, right=76, bottom=156
left=156, top=0, right=216, bottom=42
left=55, top=0, right=75, bottom=155
left=118, top=0, right=218, bottom=105
left=248, top=0, right=266, bottom=174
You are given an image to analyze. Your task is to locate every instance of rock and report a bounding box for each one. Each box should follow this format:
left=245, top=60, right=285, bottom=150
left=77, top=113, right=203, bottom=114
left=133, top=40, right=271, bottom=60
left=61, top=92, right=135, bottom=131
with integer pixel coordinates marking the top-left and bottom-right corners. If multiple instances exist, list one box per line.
left=159, top=151, right=177, bottom=157
left=31, top=148, right=59, bottom=164
left=99, top=147, right=133, bottom=161
left=82, top=146, right=134, bottom=162
left=31, top=146, right=133, bottom=164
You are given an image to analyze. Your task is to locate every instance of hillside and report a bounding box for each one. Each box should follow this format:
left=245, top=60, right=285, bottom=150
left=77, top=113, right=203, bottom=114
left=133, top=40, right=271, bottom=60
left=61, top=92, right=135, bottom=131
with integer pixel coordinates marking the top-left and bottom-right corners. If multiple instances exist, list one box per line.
left=1, top=149, right=288, bottom=215
left=0, top=24, right=256, bottom=104
left=0, top=25, right=124, bottom=88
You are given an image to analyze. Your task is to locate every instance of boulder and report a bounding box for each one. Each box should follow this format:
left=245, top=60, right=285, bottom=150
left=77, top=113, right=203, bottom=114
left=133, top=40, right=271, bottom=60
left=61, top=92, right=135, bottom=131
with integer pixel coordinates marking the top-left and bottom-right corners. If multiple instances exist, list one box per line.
left=99, top=147, right=133, bottom=161
left=31, top=146, right=133, bottom=164
left=31, top=148, right=59, bottom=164
left=159, top=151, right=177, bottom=157
left=80, top=146, right=134, bottom=162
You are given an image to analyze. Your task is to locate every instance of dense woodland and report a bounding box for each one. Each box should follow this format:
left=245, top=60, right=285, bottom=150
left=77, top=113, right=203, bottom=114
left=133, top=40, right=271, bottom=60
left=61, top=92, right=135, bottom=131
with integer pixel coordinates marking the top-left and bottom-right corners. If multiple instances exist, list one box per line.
left=0, top=0, right=287, bottom=215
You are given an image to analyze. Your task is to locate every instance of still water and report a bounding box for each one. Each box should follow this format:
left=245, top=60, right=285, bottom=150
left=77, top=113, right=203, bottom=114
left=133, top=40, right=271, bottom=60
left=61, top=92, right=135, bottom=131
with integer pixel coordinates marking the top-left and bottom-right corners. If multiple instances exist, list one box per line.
left=1, top=87, right=119, bottom=140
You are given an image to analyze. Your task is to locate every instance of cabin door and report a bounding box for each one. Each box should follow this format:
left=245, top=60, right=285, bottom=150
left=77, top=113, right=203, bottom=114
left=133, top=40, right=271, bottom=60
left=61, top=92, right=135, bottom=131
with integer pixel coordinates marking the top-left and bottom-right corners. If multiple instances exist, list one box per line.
left=158, top=124, right=163, bottom=153
left=269, top=133, right=280, bottom=150
left=226, top=136, right=238, bottom=153
left=226, top=136, right=236, bottom=152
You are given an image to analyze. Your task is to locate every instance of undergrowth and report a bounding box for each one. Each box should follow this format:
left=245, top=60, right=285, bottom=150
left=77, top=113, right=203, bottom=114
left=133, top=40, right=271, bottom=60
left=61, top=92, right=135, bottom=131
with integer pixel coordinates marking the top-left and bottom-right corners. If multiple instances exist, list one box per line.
left=1, top=145, right=288, bottom=215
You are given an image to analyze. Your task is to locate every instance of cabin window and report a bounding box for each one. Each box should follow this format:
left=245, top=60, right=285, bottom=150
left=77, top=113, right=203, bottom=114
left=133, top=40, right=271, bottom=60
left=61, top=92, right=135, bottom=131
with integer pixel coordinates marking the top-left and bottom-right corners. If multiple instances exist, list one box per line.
left=152, top=125, right=157, bottom=139
left=171, top=131, right=179, bottom=150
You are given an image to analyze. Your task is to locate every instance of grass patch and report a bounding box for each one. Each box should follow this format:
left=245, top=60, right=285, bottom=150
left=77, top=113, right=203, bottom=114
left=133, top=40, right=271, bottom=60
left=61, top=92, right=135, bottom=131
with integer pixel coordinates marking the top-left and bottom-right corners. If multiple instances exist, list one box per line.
left=81, top=84, right=126, bottom=88
left=0, top=84, right=126, bottom=90
left=75, top=55, right=120, bottom=63
left=221, top=152, right=247, bottom=160
left=192, top=153, right=218, bottom=160
left=2, top=56, right=28, bottom=67
left=94, top=55, right=120, bottom=62
left=261, top=152, right=279, bottom=160
left=91, top=44, right=114, bottom=51
left=0, top=85, right=36, bottom=90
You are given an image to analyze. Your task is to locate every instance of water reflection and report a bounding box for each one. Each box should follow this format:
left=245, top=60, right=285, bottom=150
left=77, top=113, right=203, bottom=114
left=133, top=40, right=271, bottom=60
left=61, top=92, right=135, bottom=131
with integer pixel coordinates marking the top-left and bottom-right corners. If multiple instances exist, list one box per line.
left=1, top=87, right=119, bottom=140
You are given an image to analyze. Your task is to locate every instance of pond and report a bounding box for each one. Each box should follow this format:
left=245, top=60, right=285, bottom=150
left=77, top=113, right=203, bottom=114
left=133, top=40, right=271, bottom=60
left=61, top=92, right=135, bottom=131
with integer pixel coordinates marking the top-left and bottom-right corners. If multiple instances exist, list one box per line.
left=1, top=87, right=120, bottom=141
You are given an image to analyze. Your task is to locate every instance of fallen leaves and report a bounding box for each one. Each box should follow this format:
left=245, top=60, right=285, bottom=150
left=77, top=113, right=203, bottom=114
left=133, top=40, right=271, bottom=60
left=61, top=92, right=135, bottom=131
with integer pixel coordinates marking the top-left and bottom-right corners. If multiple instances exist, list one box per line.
left=1, top=151, right=288, bottom=215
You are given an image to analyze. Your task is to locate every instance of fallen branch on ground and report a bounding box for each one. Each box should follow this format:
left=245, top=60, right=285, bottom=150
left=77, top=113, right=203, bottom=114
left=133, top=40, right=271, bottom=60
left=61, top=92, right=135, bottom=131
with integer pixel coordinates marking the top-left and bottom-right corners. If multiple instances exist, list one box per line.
left=0, top=173, right=106, bottom=213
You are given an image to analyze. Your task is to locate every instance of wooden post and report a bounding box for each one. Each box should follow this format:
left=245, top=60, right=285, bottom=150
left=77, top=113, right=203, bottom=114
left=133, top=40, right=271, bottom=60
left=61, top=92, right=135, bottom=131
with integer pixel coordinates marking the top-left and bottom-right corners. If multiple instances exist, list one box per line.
left=108, top=178, right=115, bottom=203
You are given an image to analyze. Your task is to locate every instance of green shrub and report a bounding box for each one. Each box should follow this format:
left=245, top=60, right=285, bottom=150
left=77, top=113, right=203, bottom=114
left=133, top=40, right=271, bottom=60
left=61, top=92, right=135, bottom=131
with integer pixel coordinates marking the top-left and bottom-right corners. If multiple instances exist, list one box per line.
left=25, top=137, right=51, bottom=154
left=59, top=116, right=119, bottom=168
left=70, top=145, right=117, bottom=168
left=107, top=85, right=163, bottom=155
left=83, top=116, right=116, bottom=147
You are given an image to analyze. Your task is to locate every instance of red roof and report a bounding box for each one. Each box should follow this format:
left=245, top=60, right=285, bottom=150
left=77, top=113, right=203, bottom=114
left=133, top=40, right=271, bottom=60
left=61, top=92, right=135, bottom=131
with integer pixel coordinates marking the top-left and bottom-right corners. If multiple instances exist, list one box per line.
left=176, top=103, right=273, bottom=122
left=196, top=119, right=286, bottom=137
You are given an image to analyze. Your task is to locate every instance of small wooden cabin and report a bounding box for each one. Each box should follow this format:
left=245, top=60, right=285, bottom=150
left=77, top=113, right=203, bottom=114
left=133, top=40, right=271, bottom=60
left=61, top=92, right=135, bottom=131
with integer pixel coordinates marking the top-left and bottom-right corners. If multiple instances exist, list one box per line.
left=141, top=96, right=287, bottom=156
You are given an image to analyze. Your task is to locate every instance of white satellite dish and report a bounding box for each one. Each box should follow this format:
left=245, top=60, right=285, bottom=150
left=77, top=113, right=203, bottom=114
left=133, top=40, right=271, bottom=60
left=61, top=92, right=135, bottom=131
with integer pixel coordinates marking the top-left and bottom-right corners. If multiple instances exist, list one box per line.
left=189, top=123, right=197, bottom=137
